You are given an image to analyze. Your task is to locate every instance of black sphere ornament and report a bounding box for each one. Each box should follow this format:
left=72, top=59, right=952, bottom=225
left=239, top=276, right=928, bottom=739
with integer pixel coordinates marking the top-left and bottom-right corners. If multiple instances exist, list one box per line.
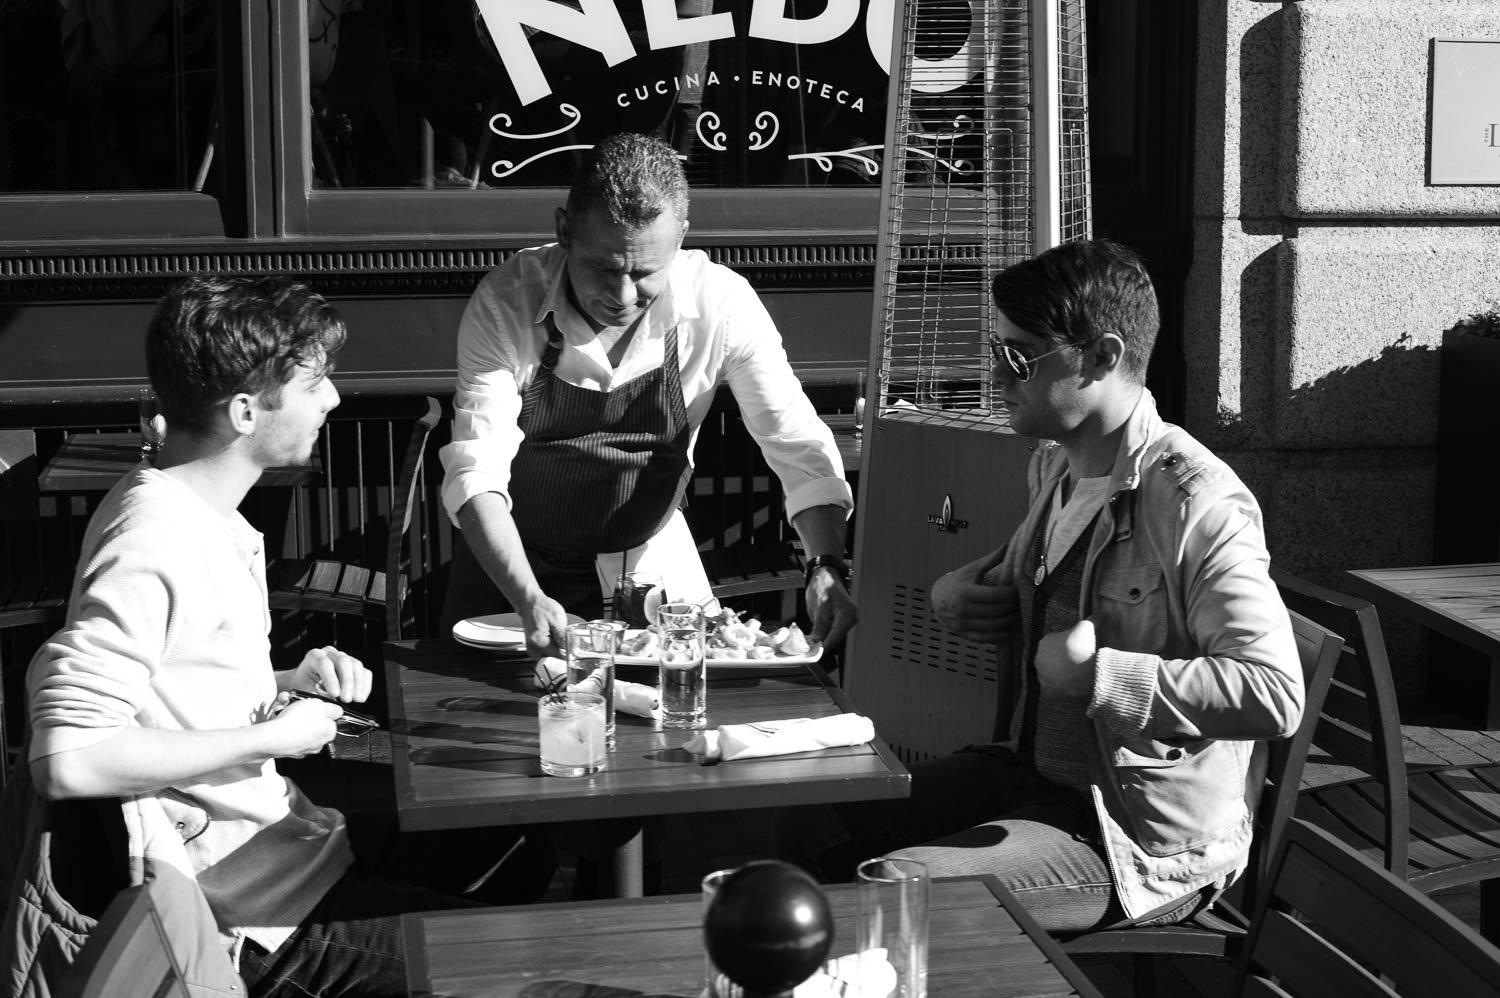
left=703, top=860, right=834, bottom=998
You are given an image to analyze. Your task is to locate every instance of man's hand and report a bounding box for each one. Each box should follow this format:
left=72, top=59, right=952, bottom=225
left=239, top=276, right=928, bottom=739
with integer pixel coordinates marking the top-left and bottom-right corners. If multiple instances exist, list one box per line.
left=519, top=594, right=571, bottom=659
left=931, top=570, right=1019, bottom=644
left=1034, top=619, right=1098, bottom=700
left=265, top=696, right=342, bottom=758
left=288, top=646, right=372, bottom=703
left=806, top=570, right=856, bottom=649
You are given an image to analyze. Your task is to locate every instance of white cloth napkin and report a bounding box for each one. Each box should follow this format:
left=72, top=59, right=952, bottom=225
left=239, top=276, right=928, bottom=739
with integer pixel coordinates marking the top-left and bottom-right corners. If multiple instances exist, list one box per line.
left=683, top=715, right=875, bottom=762
left=708, top=949, right=896, bottom=998
left=532, top=657, right=659, bottom=718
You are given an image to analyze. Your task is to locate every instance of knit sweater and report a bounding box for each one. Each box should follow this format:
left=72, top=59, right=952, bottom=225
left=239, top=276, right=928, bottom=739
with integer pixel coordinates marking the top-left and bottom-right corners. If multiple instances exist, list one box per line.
left=26, top=466, right=351, bottom=957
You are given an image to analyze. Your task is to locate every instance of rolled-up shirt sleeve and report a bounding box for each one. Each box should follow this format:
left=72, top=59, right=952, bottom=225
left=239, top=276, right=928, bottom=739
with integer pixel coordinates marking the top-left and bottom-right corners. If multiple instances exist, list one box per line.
left=440, top=281, right=529, bottom=524
left=716, top=277, right=853, bottom=522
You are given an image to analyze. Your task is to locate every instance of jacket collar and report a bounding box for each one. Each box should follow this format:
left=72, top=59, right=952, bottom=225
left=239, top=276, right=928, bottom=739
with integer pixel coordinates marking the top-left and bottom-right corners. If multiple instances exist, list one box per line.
left=1106, top=387, right=1160, bottom=497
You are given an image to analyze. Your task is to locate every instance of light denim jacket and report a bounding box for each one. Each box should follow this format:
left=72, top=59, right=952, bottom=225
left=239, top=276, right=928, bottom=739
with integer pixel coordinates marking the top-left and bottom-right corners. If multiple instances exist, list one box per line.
left=991, top=390, right=1303, bottom=919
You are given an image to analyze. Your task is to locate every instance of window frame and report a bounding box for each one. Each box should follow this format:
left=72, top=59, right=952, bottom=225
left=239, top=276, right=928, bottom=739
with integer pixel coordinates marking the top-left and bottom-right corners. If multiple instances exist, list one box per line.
left=271, top=0, right=885, bottom=243
left=0, top=0, right=264, bottom=244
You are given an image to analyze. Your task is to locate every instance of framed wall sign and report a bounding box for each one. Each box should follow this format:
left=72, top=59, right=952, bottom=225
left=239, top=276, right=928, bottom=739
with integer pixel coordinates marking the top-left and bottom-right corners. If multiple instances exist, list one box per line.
left=1429, top=38, right=1500, bottom=186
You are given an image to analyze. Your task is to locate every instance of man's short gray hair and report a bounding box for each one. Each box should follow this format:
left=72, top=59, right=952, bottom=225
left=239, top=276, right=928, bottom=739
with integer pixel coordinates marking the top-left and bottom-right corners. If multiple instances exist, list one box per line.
left=566, top=132, right=689, bottom=229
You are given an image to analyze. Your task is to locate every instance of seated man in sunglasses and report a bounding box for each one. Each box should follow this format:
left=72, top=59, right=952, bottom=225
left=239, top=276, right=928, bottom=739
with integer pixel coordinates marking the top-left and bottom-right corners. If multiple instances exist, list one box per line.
left=773, top=239, right=1303, bottom=934
left=22, top=276, right=498, bottom=997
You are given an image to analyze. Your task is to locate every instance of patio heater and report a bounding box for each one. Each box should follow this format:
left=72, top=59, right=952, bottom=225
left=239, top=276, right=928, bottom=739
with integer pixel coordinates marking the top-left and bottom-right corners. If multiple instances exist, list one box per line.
left=846, top=0, right=1091, bottom=762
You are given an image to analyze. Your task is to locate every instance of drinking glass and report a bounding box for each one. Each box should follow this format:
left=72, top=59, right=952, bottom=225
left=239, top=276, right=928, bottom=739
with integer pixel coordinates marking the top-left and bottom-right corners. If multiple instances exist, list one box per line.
left=567, top=620, right=617, bottom=748
left=537, top=690, right=606, bottom=777
left=853, top=369, right=866, bottom=440
left=657, top=602, right=707, bottom=729
left=612, top=571, right=665, bottom=628
left=701, top=867, right=741, bottom=998
left=137, top=388, right=166, bottom=457
left=856, top=857, right=929, bottom=998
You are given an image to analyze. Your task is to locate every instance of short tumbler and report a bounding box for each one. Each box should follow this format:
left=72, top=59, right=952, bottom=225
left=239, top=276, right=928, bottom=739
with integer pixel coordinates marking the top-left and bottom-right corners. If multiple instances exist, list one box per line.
left=537, top=690, right=606, bottom=777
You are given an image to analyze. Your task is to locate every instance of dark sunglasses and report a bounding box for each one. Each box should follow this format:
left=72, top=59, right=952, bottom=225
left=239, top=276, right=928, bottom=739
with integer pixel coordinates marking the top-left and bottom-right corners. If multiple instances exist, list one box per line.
left=988, top=339, right=1075, bottom=382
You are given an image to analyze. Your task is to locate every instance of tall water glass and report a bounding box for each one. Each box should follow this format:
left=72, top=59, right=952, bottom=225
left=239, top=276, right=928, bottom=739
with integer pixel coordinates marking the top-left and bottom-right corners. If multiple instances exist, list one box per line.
left=566, top=621, right=617, bottom=748
left=657, top=602, right=707, bottom=729
left=856, top=857, right=929, bottom=998
left=701, top=868, right=740, bottom=998
left=137, top=388, right=166, bottom=458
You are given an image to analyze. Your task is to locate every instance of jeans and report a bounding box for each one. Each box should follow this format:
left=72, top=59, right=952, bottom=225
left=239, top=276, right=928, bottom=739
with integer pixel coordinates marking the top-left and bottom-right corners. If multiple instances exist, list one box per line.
left=771, top=745, right=1208, bottom=934
left=237, top=869, right=480, bottom=998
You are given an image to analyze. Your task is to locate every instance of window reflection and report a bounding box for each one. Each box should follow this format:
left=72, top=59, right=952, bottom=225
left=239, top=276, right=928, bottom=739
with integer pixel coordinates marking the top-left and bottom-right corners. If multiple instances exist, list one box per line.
left=308, top=0, right=893, bottom=191
left=0, top=0, right=219, bottom=194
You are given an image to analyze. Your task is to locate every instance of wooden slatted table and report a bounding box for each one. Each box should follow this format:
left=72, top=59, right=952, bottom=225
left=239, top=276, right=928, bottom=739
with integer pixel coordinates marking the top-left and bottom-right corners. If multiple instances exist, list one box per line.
left=384, top=638, right=910, bottom=896
left=38, top=432, right=321, bottom=492
left=403, top=874, right=1105, bottom=998
left=1346, top=563, right=1500, bottom=728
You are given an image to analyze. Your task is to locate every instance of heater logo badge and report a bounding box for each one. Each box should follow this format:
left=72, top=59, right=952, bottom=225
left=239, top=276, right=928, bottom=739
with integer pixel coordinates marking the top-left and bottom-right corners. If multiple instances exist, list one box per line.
left=926, top=493, right=969, bottom=533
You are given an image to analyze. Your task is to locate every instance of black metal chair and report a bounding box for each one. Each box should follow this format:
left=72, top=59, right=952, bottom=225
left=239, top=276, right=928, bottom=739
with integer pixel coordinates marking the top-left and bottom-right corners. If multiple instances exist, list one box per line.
left=1234, top=817, right=1500, bottom=997
left=1271, top=566, right=1500, bottom=943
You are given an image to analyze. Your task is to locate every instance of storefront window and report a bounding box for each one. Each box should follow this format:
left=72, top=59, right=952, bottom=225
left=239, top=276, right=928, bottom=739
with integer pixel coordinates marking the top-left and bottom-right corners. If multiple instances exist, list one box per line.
left=0, top=0, right=220, bottom=194
left=307, top=0, right=895, bottom=191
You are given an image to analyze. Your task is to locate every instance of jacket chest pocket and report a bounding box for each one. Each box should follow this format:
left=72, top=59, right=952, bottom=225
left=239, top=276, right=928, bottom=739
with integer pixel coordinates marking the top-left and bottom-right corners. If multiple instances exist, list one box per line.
left=1094, top=565, right=1167, bottom=654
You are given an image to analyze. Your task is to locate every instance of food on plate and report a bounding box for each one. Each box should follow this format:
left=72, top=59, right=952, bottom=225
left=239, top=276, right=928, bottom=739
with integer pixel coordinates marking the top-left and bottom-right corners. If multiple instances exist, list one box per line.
left=615, top=606, right=818, bottom=661
left=619, top=627, right=661, bottom=657
left=764, top=623, right=811, bottom=656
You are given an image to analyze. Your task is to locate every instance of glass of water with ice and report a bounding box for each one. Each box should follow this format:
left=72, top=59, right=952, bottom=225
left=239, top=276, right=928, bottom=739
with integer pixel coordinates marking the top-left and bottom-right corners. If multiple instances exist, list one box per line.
left=657, top=602, right=707, bottom=729
left=537, top=690, right=606, bottom=777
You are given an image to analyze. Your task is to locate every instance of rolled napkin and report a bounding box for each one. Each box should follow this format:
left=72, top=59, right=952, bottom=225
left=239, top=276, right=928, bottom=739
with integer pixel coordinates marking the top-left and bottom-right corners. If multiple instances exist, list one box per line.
left=683, top=715, right=875, bottom=762
left=709, top=949, right=896, bottom=998
left=532, top=656, right=659, bottom=718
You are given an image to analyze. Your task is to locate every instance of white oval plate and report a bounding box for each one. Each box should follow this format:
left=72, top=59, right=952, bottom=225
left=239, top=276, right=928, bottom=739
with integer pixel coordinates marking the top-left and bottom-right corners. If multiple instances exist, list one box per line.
left=452, top=612, right=584, bottom=650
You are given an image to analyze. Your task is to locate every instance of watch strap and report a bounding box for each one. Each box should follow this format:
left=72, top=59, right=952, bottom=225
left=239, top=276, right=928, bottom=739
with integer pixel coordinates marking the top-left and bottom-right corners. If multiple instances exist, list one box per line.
left=804, top=553, right=852, bottom=589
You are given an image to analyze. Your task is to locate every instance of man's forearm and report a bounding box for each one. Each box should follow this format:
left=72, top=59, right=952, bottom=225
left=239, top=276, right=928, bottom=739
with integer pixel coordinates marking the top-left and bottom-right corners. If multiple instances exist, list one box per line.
left=790, top=504, right=850, bottom=559
left=457, top=492, right=546, bottom=610
left=31, top=725, right=281, bottom=800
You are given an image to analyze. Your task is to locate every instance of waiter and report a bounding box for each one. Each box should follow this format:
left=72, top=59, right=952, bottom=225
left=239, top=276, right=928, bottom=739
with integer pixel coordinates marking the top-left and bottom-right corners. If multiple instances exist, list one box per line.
left=439, top=132, right=855, bottom=658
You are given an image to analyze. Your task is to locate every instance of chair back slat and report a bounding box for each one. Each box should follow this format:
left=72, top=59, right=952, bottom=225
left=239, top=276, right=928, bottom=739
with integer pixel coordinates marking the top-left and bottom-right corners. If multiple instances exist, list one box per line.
left=1236, top=819, right=1500, bottom=998
left=1247, top=910, right=1392, bottom=998
left=1269, top=567, right=1409, bottom=877
left=65, top=885, right=190, bottom=998
left=385, top=397, right=443, bottom=640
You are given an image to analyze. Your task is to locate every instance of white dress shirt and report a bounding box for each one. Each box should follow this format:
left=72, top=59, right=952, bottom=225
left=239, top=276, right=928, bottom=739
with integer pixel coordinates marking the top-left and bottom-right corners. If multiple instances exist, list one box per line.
left=439, top=243, right=852, bottom=599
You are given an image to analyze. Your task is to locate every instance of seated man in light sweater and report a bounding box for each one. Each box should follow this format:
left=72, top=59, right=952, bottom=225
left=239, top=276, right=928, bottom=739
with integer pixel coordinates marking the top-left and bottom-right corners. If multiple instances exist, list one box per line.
left=26, top=276, right=480, bottom=998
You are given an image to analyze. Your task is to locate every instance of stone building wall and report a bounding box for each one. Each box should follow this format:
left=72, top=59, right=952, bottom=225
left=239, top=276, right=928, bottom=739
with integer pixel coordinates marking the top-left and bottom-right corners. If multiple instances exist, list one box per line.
left=1188, top=1, right=1500, bottom=694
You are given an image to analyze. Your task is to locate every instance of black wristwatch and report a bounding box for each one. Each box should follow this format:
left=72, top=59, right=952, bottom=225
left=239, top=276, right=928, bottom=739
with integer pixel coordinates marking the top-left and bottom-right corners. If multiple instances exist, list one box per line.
left=804, top=554, right=852, bottom=590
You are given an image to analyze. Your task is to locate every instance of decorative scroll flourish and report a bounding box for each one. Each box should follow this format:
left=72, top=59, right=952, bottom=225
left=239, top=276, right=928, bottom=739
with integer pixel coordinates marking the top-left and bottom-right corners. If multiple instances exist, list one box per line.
left=901, top=146, right=969, bottom=175
left=787, top=144, right=884, bottom=177
left=747, top=111, right=780, bottom=150
left=490, top=144, right=593, bottom=179
left=695, top=111, right=727, bottom=151
left=488, top=103, right=583, bottom=140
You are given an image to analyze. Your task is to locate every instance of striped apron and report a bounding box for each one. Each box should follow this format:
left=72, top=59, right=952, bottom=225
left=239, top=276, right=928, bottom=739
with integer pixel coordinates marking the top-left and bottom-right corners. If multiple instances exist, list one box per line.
left=443, top=322, right=694, bottom=623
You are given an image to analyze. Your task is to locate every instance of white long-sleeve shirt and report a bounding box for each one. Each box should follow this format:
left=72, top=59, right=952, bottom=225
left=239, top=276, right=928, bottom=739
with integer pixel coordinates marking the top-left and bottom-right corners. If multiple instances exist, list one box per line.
left=439, top=243, right=853, bottom=533
left=27, top=467, right=351, bottom=956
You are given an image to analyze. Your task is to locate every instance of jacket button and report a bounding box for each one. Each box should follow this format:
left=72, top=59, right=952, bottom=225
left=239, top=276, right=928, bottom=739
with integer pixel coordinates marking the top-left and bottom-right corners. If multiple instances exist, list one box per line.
left=1167, top=748, right=1184, bottom=760
left=1129, top=587, right=1140, bottom=599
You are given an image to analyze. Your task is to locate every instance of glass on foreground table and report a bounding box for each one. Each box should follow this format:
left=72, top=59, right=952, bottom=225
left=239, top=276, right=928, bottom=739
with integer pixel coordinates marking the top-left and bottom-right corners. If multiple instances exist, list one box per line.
left=537, top=690, right=606, bottom=777
left=657, top=601, right=707, bottom=729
